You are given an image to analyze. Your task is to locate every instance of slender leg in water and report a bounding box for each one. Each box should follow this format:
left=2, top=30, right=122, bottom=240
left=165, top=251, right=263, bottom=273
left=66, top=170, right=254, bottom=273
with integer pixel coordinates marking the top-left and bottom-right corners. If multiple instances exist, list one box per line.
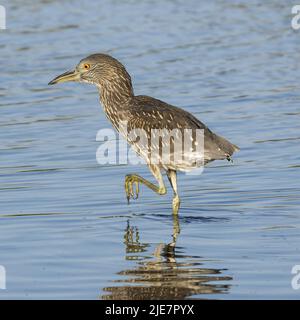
left=167, top=169, right=180, bottom=215
left=168, top=212, right=180, bottom=247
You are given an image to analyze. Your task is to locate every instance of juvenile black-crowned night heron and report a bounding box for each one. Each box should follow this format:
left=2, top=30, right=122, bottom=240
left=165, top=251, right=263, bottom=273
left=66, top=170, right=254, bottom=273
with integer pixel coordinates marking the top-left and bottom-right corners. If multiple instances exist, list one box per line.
left=49, top=53, right=239, bottom=214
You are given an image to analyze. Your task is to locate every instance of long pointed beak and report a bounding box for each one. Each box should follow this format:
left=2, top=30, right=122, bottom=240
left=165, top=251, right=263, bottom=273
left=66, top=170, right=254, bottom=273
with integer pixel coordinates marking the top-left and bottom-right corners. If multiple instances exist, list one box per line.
left=48, top=69, right=80, bottom=85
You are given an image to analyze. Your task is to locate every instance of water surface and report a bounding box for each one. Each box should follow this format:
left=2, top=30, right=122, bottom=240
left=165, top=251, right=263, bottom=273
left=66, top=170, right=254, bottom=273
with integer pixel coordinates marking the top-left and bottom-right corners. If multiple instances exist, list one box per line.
left=0, top=0, right=300, bottom=299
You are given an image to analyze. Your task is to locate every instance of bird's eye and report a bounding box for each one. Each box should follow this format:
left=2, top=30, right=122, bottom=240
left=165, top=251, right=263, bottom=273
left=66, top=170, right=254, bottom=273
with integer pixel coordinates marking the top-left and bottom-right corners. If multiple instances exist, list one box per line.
left=83, top=63, right=90, bottom=70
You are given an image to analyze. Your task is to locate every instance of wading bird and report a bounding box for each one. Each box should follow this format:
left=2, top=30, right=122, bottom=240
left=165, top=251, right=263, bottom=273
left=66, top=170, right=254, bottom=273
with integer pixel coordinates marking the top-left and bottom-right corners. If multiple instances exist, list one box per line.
left=49, top=54, right=239, bottom=214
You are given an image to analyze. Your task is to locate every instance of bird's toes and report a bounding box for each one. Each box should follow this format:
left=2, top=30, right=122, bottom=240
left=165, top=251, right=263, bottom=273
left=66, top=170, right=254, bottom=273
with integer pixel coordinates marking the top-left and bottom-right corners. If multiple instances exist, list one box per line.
left=125, top=176, right=139, bottom=203
left=133, top=181, right=139, bottom=200
left=125, top=177, right=131, bottom=204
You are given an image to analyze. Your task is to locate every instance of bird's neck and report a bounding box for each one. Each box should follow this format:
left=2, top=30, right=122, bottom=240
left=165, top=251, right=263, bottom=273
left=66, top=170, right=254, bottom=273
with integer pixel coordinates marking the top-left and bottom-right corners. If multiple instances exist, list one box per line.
left=97, top=77, right=134, bottom=111
left=97, top=77, right=134, bottom=130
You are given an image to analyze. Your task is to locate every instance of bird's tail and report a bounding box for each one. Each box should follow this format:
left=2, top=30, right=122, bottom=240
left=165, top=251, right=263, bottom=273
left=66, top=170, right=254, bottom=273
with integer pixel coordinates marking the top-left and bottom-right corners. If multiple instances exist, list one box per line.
left=212, top=133, right=240, bottom=161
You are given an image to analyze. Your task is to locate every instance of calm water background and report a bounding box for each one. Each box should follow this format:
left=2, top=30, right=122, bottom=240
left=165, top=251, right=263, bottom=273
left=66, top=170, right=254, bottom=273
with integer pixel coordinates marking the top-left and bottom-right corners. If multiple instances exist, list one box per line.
left=0, top=0, right=300, bottom=299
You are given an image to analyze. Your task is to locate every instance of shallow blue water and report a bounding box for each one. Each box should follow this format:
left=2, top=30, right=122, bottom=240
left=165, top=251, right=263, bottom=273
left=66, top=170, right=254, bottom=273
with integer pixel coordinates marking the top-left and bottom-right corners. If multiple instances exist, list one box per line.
left=0, top=0, right=300, bottom=299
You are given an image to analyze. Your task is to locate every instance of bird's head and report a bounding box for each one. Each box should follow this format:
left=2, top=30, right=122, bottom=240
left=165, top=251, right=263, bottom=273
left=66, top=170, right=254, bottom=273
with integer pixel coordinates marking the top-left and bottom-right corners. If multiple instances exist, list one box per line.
left=48, top=53, right=132, bottom=89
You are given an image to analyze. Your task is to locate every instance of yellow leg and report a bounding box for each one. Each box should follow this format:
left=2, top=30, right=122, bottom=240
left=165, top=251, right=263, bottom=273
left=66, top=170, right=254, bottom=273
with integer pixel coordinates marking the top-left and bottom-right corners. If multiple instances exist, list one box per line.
left=170, top=213, right=180, bottom=246
left=125, top=164, right=166, bottom=203
left=167, top=169, right=181, bottom=215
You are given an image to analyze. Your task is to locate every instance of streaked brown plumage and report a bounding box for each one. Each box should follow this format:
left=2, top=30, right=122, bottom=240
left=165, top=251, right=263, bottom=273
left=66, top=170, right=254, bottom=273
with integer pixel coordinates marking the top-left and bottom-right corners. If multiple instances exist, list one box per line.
left=49, top=53, right=239, bottom=214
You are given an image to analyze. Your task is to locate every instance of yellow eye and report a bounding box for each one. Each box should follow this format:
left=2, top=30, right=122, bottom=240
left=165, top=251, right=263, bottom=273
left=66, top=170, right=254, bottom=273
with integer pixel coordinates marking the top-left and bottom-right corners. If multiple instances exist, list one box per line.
left=83, top=63, right=90, bottom=70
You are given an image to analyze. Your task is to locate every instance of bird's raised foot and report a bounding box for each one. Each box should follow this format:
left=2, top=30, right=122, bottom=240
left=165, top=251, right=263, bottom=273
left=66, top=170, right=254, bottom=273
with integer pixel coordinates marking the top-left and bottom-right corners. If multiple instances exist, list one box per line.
left=125, top=174, right=139, bottom=204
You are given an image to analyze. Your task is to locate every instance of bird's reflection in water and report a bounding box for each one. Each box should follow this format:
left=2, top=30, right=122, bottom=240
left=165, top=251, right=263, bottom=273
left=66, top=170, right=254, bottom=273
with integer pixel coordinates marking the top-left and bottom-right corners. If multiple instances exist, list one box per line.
left=102, top=215, right=232, bottom=300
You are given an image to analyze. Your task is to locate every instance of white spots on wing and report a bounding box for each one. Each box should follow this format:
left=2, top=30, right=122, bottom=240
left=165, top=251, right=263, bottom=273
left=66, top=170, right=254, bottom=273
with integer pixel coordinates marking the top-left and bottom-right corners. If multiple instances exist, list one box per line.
left=162, top=141, right=167, bottom=147
left=157, top=112, right=164, bottom=120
